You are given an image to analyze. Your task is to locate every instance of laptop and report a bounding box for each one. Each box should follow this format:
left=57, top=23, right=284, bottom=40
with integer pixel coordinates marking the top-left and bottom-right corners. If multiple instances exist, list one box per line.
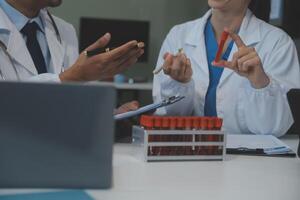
left=287, top=89, right=300, bottom=157
left=0, top=82, right=116, bottom=189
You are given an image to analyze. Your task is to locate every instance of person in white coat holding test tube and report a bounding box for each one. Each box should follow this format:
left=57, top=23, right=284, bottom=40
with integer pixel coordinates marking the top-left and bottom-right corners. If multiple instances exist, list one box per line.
left=153, top=0, right=300, bottom=137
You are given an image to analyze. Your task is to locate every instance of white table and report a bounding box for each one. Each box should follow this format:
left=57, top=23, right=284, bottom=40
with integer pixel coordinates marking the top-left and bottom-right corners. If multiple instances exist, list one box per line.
left=0, top=136, right=299, bottom=200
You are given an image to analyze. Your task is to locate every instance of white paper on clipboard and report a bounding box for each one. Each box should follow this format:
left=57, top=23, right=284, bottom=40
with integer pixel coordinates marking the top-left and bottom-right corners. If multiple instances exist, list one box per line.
left=227, top=134, right=293, bottom=155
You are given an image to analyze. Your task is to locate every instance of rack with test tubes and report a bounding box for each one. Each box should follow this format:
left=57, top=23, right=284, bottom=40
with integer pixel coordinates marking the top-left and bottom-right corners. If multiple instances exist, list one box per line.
left=132, top=115, right=227, bottom=162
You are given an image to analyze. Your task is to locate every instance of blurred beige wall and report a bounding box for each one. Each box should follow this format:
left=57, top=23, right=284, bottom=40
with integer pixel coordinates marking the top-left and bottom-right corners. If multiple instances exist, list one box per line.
left=51, top=0, right=208, bottom=81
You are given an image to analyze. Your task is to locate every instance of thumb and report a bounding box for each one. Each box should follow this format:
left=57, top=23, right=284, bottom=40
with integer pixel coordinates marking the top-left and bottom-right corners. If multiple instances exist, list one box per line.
left=164, top=53, right=173, bottom=64
left=86, top=33, right=111, bottom=51
left=163, top=52, right=171, bottom=60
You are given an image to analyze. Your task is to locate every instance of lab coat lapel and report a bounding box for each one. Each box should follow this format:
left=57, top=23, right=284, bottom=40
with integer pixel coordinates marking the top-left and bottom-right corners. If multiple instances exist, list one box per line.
left=0, top=8, right=38, bottom=75
left=219, top=9, right=261, bottom=87
left=185, top=10, right=212, bottom=81
left=41, top=10, right=65, bottom=74
left=7, top=29, right=38, bottom=74
left=189, top=39, right=209, bottom=79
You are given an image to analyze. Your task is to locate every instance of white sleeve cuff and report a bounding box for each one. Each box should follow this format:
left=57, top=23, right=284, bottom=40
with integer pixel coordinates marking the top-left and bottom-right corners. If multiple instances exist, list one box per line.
left=160, top=77, right=194, bottom=97
left=244, top=76, right=287, bottom=97
left=27, top=73, right=61, bottom=83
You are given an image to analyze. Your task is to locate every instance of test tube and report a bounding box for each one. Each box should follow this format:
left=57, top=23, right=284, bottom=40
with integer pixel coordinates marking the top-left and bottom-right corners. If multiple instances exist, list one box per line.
left=214, top=31, right=230, bottom=62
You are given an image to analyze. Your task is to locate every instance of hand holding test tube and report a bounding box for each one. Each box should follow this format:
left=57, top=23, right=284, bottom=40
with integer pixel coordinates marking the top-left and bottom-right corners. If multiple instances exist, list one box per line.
left=213, top=28, right=270, bottom=89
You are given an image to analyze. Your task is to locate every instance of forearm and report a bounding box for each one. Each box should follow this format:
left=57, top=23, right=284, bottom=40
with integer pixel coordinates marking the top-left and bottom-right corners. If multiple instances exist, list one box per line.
left=239, top=78, right=293, bottom=137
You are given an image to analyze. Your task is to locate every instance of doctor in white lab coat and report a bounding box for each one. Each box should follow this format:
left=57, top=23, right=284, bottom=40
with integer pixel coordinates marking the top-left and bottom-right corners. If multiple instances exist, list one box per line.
left=0, top=0, right=144, bottom=113
left=153, top=0, right=300, bottom=137
left=0, top=0, right=144, bottom=82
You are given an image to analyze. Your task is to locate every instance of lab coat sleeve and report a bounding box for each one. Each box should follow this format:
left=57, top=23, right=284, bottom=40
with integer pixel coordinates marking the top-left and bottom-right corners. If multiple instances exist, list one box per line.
left=153, top=27, right=195, bottom=116
left=238, top=34, right=300, bottom=137
left=61, top=24, right=79, bottom=70
left=28, top=73, right=61, bottom=82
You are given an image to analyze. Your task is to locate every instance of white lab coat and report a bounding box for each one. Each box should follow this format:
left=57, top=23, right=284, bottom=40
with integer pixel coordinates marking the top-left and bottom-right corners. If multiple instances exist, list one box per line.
left=153, top=9, right=300, bottom=137
left=0, top=8, right=78, bottom=81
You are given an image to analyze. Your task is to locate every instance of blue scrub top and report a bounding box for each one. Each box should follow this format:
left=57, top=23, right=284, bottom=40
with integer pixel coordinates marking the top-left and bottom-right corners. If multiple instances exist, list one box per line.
left=204, top=19, right=233, bottom=117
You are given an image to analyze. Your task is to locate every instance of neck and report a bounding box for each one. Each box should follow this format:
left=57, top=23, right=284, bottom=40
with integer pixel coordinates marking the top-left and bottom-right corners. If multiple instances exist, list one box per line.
left=211, top=7, right=247, bottom=41
left=6, top=0, right=41, bottom=18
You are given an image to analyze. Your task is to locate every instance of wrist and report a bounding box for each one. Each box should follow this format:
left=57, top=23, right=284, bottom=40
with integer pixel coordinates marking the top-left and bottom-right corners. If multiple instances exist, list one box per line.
left=173, top=76, right=192, bottom=84
left=181, top=78, right=192, bottom=84
left=250, top=73, right=270, bottom=89
left=59, top=66, right=85, bottom=82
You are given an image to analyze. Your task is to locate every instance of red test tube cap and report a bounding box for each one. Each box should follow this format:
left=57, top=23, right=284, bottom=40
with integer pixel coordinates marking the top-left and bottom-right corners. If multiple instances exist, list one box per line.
left=207, top=117, right=215, bottom=130
left=192, top=117, right=200, bottom=130
left=185, top=117, right=192, bottom=130
left=140, top=115, right=154, bottom=129
left=162, top=117, right=170, bottom=129
left=201, top=117, right=208, bottom=130
left=176, top=117, right=185, bottom=129
left=169, top=117, right=177, bottom=129
left=154, top=116, right=162, bottom=129
left=215, top=118, right=223, bottom=130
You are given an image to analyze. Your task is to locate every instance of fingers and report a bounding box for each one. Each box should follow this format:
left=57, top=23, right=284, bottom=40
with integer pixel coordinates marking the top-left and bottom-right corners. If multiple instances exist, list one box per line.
left=113, top=47, right=144, bottom=68
left=115, top=48, right=145, bottom=75
left=116, top=101, right=140, bottom=114
left=86, top=33, right=111, bottom=51
left=171, top=53, right=187, bottom=78
left=225, top=28, right=246, bottom=48
left=213, top=46, right=256, bottom=68
left=213, top=60, right=235, bottom=70
left=66, top=35, right=144, bottom=81
left=163, top=52, right=169, bottom=60
left=185, top=58, right=193, bottom=78
left=162, top=53, right=173, bottom=75
left=113, top=49, right=144, bottom=74
left=213, top=47, right=261, bottom=78
left=239, top=56, right=261, bottom=73
left=122, top=101, right=140, bottom=111
left=107, top=41, right=141, bottom=61
left=233, top=47, right=257, bottom=73
left=237, top=51, right=256, bottom=72
left=128, top=101, right=140, bottom=110
left=90, top=40, right=142, bottom=62
left=162, top=52, right=192, bottom=83
left=214, top=30, right=266, bottom=87
left=88, top=39, right=144, bottom=77
left=212, top=29, right=247, bottom=70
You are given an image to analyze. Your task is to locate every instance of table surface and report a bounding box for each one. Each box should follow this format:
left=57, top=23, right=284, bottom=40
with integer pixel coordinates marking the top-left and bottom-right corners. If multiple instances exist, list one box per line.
left=0, top=136, right=299, bottom=200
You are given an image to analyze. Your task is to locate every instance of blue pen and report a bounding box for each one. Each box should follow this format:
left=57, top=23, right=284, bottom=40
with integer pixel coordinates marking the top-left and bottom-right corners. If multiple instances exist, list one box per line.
left=264, top=146, right=288, bottom=151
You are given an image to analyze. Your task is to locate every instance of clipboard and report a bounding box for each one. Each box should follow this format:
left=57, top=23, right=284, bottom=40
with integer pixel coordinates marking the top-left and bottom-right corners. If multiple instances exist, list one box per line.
left=226, top=135, right=297, bottom=158
left=226, top=148, right=297, bottom=157
left=114, top=96, right=185, bottom=121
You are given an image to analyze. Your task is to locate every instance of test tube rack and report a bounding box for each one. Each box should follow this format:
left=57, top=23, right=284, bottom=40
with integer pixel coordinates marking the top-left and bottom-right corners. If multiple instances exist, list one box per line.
left=132, top=115, right=227, bottom=162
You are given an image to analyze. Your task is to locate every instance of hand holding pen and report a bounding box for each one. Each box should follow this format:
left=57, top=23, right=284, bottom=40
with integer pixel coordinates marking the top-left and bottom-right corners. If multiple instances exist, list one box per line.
left=60, top=33, right=145, bottom=82
left=153, top=49, right=193, bottom=83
